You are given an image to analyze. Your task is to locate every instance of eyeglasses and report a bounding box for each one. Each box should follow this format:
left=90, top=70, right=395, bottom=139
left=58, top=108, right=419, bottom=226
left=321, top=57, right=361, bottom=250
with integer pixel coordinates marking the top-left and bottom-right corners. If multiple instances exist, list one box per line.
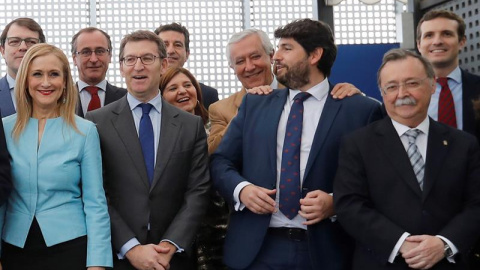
left=121, top=54, right=160, bottom=66
left=381, top=77, right=430, bottom=95
left=6, top=37, right=40, bottom=47
left=75, top=48, right=110, bottom=58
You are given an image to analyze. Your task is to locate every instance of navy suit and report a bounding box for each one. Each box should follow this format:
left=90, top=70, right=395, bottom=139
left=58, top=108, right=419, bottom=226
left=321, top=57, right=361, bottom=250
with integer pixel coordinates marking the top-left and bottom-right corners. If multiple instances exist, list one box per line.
left=199, top=83, right=218, bottom=110
left=210, top=85, right=383, bottom=269
left=75, top=82, right=127, bottom=117
left=461, top=69, right=480, bottom=142
left=0, top=76, right=16, bottom=117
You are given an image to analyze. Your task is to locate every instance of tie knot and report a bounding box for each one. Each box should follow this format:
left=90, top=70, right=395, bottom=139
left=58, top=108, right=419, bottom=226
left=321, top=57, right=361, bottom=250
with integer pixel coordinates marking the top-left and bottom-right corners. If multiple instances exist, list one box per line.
left=437, top=77, right=449, bottom=88
left=294, top=92, right=311, bottom=103
left=85, top=86, right=100, bottom=95
left=405, top=129, right=421, bottom=143
left=138, top=103, right=153, bottom=115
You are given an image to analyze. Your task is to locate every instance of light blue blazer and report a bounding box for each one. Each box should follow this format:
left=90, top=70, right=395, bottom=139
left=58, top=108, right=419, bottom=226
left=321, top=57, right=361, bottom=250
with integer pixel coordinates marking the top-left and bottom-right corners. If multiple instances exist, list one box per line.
left=0, top=115, right=112, bottom=267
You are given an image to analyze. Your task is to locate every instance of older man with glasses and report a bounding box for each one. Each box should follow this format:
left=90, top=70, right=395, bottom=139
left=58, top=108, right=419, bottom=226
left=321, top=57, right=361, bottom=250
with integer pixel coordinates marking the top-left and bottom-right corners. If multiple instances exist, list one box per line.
left=71, top=27, right=127, bottom=117
left=0, top=17, right=45, bottom=117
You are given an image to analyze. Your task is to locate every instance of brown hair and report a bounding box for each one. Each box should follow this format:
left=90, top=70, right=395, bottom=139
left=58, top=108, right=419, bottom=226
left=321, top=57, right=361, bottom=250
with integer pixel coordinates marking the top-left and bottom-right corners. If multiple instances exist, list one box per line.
left=0, top=18, right=45, bottom=47
left=154, top=23, right=190, bottom=52
left=416, top=10, right=466, bottom=42
left=119, top=30, right=166, bottom=61
left=70, top=27, right=112, bottom=55
left=159, top=67, right=208, bottom=124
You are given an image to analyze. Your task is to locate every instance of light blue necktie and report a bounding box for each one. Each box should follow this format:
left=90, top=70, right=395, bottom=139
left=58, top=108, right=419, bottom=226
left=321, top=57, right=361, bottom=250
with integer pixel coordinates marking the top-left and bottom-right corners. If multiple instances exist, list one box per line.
left=405, top=129, right=424, bottom=190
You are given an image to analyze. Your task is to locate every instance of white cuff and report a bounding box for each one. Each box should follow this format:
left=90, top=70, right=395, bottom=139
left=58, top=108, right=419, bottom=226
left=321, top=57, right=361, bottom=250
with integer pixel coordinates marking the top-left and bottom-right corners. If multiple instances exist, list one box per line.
left=160, top=239, right=184, bottom=253
left=233, top=181, right=251, bottom=211
left=118, top=238, right=141, bottom=259
left=388, top=232, right=410, bottom=263
left=436, top=235, right=458, bottom=263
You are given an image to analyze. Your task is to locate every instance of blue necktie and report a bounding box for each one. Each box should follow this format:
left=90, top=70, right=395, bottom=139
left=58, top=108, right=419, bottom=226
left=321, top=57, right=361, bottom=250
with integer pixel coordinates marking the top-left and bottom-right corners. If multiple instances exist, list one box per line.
left=138, top=103, right=154, bottom=185
left=279, top=92, right=311, bottom=219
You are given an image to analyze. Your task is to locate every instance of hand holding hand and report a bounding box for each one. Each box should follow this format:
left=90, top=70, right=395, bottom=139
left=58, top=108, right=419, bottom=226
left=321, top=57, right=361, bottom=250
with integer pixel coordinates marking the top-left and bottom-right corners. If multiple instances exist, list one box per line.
left=126, top=244, right=170, bottom=270
left=402, top=235, right=445, bottom=269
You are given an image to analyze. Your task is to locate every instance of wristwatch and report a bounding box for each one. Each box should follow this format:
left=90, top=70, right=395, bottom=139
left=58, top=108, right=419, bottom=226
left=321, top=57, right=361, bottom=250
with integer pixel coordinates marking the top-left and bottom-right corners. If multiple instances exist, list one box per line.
left=443, top=242, right=453, bottom=258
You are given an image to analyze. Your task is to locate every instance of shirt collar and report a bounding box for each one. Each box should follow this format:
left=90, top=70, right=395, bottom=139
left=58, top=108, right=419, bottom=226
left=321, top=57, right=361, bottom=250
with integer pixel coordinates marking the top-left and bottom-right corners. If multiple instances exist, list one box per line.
left=127, top=91, right=162, bottom=114
left=391, top=116, right=430, bottom=138
left=440, top=66, right=462, bottom=84
left=78, top=79, right=108, bottom=92
left=287, top=77, right=329, bottom=102
left=6, top=74, right=15, bottom=90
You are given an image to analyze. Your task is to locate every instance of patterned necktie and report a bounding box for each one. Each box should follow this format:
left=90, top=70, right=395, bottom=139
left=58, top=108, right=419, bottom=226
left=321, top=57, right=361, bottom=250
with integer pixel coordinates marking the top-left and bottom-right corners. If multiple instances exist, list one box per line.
left=138, top=103, right=154, bottom=185
left=437, top=77, right=457, bottom=128
left=279, top=92, right=311, bottom=219
left=404, top=129, right=424, bottom=190
left=85, top=86, right=101, bottom=111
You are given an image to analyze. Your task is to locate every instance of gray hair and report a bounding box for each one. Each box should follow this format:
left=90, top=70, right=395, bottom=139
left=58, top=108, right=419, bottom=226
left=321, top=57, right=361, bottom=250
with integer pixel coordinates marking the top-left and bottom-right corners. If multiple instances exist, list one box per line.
left=226, top=28, right=274, bottom=67
left=377, top=48, right=435, bottom=89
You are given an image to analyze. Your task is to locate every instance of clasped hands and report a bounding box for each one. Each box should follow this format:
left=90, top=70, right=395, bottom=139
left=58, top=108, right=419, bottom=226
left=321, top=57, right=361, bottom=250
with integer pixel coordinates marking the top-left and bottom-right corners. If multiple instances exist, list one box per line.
left=399, top=235, right=446, bottom=269
left=125, top=241, right=175, bottom=270
left=239, top=184, right=334, bottom=225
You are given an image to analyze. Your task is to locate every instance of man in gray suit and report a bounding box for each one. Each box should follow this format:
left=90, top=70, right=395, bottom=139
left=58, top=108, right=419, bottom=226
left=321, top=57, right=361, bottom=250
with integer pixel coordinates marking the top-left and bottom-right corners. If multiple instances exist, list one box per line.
left=71, top=27, right=127, bottom=117
left=0, top=18, right=45, bottom=117
left=86, top=30, right=210, bottom=270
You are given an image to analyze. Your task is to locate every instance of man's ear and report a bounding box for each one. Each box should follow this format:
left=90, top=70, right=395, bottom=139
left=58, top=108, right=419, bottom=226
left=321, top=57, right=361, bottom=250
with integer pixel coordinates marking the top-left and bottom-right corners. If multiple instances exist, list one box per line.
left=309, top=47, right=324, bottom=66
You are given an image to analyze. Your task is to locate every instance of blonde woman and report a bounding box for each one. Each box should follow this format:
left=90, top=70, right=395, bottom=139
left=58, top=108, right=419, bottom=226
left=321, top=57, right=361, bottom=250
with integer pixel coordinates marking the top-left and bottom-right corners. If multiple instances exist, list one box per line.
left=0, top=44, right=112, bottom=270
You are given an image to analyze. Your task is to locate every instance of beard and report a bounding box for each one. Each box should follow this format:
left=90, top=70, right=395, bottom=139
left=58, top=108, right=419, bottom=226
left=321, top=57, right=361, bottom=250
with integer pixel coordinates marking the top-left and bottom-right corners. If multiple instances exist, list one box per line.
left=276, top=59, right=310, bottom=90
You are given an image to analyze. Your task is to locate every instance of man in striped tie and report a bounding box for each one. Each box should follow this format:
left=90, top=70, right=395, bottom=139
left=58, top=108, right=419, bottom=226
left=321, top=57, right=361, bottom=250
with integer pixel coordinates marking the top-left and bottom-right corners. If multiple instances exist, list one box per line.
left=334, top=48, right=480, bottom=270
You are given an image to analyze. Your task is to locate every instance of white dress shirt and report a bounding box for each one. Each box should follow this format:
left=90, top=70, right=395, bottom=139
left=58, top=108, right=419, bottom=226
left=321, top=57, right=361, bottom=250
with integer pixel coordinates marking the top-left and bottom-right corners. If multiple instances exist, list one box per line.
left=233, top=78, right=330, bottom=230
left=78, top=79, right=107, bottom=115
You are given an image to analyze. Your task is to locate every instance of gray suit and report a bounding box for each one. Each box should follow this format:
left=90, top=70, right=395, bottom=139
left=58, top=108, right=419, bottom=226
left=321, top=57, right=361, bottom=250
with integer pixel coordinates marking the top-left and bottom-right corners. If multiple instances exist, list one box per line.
left=86, top=96, right=210, bottom=269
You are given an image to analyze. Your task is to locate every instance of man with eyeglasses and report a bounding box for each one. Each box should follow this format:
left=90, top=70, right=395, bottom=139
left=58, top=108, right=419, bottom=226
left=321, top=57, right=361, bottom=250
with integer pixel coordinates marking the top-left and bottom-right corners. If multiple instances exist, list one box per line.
left=334, top=48, right=480, bottom=270
left=85, top=30, right=209, bottom=270
left=71, top=27, right=127, bottom=117
left=0, top=18, right=45, bottom=117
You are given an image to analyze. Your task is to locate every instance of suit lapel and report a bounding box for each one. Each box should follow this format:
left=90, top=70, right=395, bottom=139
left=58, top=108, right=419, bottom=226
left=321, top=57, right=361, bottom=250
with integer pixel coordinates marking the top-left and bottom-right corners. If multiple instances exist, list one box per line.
left=150, top=100, right=181, bottom=190
left=0, top=76, right=15, bottom=117
left=105, top=82, right=117, bottom=105
left=111, top=97, right=151, bottom=189
left=461, top=70, right=480, bottom=134
left=267, top=90, right=289, bottom=173
left=376, top=118, right=423, bottom=197
left=304, top=86, right=340, bottom=180
left=75, top=83, right=84, bottom=117
left=422, top=120, right=449, bottom=200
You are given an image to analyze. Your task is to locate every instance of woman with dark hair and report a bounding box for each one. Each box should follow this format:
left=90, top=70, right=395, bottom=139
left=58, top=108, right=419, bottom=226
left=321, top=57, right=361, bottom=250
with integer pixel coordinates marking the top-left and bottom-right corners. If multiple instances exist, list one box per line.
left=159, top=67, right=210, bottom=133
left=159, top=67, right=228, bottom=270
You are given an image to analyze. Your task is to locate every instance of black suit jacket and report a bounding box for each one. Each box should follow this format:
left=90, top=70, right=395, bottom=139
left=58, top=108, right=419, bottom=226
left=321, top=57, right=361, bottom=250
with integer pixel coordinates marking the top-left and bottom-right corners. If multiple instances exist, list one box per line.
left=86, top=97, right=210, bottom=269
left=76, top=82, right=127, bottom=117
left=334, top=117, right=480, bottom=270
left=199, top=83, right=218, bottom=110
left=461, top=69, right=480, bottom=142
left=0, top=116, right=11, bottom=206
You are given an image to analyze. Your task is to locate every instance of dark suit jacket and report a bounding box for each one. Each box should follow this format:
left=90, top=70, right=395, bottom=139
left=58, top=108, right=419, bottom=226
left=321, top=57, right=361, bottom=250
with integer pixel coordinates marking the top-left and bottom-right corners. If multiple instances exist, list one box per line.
left=0, top=76, right=16, bottom=117
left=86, top=97, right=210, bottom=269
left=0, top=116, right=11, bottom=206
left=199, top=83, right=218, bottom=110
left=76, top=82, right=127, bottom=117
left=334, top=117, right=480, bottom=270
left=461, top=69, right=480, bottom=142
left=210, top=86, right=383, bottom=269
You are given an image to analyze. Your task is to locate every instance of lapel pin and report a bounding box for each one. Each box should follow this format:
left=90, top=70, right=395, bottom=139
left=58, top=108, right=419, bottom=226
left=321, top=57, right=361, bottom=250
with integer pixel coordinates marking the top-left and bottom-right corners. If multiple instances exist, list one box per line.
left=443, top=140, right=448, bottom=146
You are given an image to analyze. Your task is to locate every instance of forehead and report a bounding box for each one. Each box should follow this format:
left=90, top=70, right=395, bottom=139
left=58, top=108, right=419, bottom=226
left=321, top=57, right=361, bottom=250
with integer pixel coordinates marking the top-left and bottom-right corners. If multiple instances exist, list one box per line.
left=7, top=23, right=40, bottom=38
left=230, top=34, right=267, bottom=58
left=76, top=31, right=109, bottom=48
left=158, top=30, right=185, bottom=44
left=30, top=54, right=63, bottom=69
left=380, top=57, right=426, bottom=82
left=277, top=37, right=300, bottom=47
left=168, top=72, right=191, bottom=84
left=123, top=40, right=158, bottom=55
left=420, top=17, right=459, bottom=34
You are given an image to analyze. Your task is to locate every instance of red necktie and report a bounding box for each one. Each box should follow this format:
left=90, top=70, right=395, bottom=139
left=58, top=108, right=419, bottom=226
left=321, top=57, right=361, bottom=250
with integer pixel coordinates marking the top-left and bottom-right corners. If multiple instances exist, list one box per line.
left=85, top=86, right=101, bottom=112
left=437, top=77, right=457, bottom=128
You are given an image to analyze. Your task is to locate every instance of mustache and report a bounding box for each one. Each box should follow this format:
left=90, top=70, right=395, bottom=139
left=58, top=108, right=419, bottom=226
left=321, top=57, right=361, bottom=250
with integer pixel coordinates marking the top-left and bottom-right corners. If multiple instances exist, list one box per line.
left=395, top=96, right=416, bottom=107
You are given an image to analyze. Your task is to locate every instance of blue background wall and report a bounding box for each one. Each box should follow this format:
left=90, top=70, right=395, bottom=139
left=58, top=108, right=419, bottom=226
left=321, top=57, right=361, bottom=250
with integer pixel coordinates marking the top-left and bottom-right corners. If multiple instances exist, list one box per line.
left=329, top=43, right=400, bottom=101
